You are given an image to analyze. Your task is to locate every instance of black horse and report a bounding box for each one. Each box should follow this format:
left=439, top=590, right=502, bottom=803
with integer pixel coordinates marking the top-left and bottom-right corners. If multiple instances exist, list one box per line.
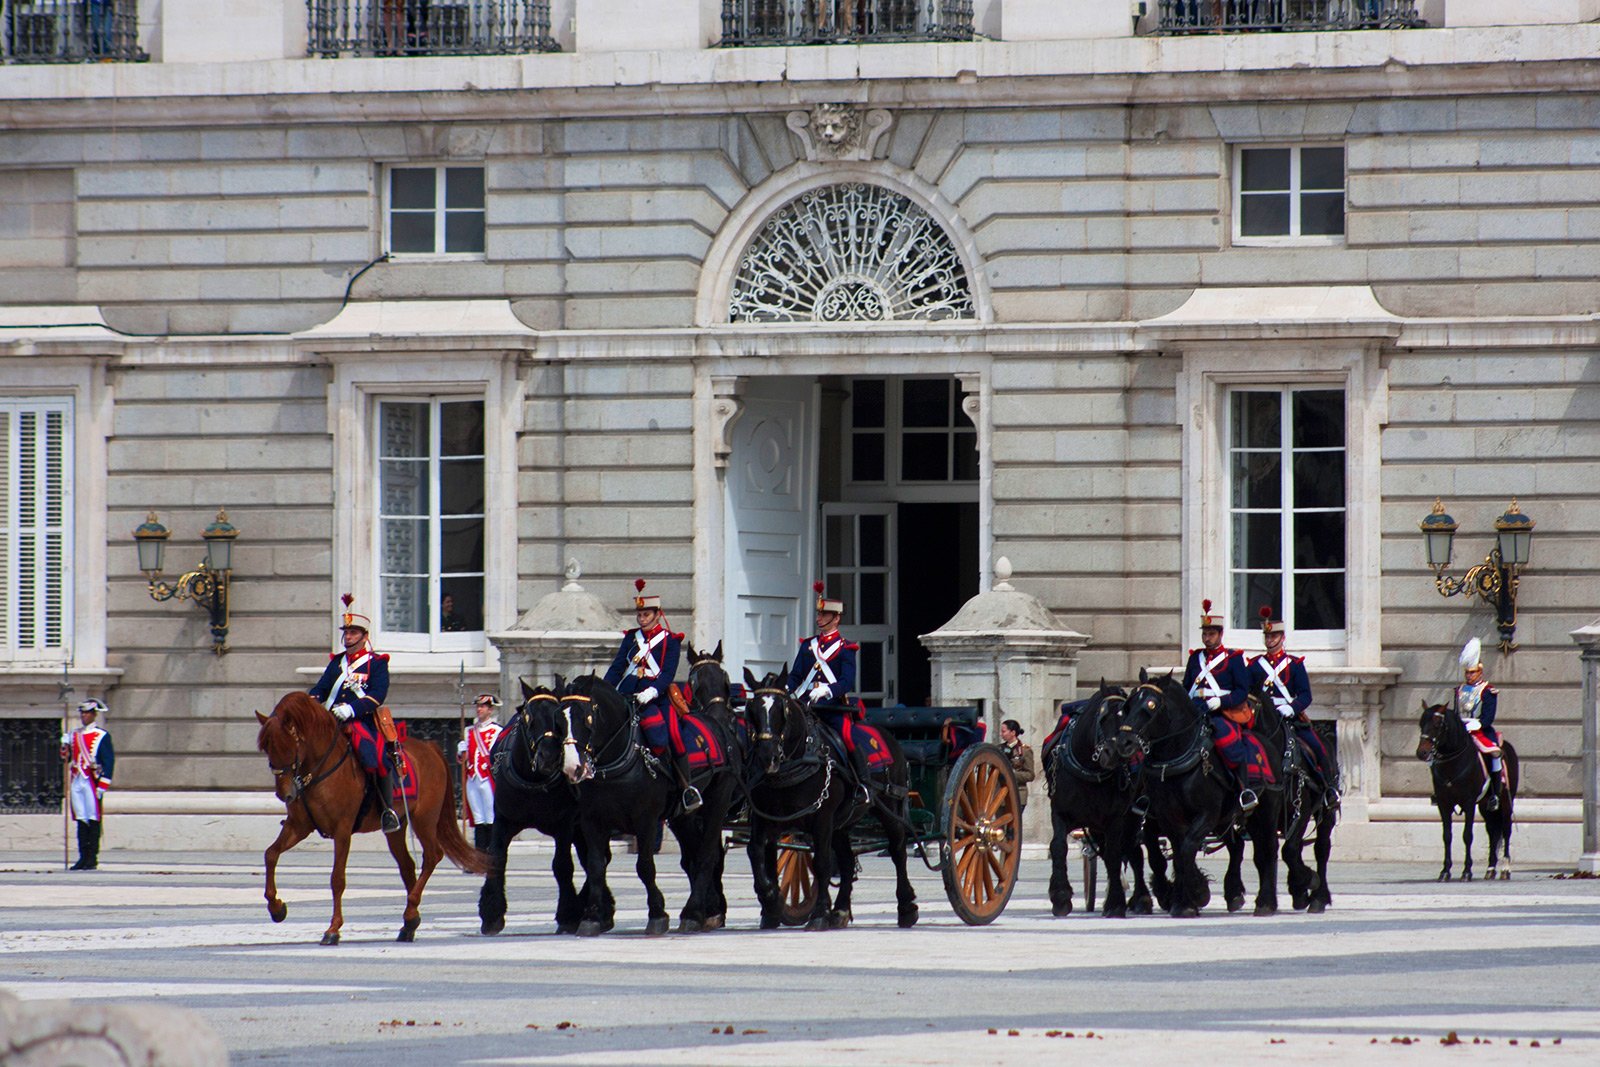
left=1135, top=671, right=1285, bottom=917
left=1417, top=702, right=1518, bottom=881
left=1221, top=696, right=1338, bottom=914
left=741, top=668, right=918, bottom=931
left=681, top=642, right=740, bottom=928
left=559, top=674, right=738, bottom=935
left=665, top=642, right=743, bottom=932
left=477, top=680, right=601, bottom=936
left=1043, top=684, right=1154, bottom=918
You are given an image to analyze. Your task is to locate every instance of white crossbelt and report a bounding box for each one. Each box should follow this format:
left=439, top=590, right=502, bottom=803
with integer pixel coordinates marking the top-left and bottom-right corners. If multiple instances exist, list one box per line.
left=796, top=636, right=842, bottom=695
left=1261, top=655, right=1295, bottom=710
left=321, top=651, right=371, bottom=709
left=627, top=629, right=666, bottom=680
left=1188, top=650, right=1229, bottom=700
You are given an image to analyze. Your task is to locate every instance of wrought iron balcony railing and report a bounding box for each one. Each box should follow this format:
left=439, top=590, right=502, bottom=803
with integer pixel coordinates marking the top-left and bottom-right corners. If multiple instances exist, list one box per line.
left=721, top=1, right=974, bottom=47
left=1155, top=0, right=1422, bottom=34
left=308, top=0, right=557, bottom=57
left=2, top=0, right=145, bottom=63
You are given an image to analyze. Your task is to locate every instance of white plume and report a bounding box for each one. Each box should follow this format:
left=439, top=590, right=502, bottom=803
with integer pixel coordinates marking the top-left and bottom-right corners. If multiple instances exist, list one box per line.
left=1459, top=637, right=1482, bottom=669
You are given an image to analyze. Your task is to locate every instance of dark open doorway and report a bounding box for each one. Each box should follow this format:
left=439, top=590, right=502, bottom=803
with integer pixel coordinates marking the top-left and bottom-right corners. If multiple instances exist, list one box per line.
left=897, top=501, right=979, bottom=707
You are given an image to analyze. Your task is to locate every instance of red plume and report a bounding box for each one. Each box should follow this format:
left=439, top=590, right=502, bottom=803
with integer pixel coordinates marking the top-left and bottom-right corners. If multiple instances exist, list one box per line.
left=1259, top=605, right=1272, bottom=620
left=1201, top=598, right=1212, bottom=613
left=341, top=593, right=354, bottom=608
left=814, top=581, right=825, bottom=595
left=635, top=578, right=647, bottom=593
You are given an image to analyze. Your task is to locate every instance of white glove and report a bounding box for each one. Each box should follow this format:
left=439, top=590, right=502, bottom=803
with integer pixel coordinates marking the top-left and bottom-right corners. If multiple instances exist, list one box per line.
left=1205, top=696, right=1222, bottom=712
left=456, top=739, right=468, bottom=755
left=1276, top=701, right=1294, bottom=719
left=332, top=703, right=355, bottom=722
left=634, top=686, right=658, bottom=705
left=61, top=733, right=71, bottom=746
left=809, top=682, right=831, bottom=703
left=1465, top=719, right=1481, bottom=733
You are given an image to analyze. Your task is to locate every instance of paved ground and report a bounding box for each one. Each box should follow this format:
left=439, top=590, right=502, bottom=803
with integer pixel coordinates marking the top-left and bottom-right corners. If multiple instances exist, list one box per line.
left=3, top=841, right=1599, bottom=1065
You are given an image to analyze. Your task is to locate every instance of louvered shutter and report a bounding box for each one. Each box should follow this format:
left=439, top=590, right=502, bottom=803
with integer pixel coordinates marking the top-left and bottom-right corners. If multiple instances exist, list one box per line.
left=1, top=399, right=72, bottom=655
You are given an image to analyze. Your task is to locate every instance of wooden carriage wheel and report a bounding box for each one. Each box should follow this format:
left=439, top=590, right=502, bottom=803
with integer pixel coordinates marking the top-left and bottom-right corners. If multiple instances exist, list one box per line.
left=775, top=833, right=817, bottom=926
left=940, top=744, right=1021, bottom=925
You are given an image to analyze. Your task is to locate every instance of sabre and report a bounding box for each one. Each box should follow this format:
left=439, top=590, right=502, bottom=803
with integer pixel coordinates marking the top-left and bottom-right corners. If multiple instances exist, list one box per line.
left=58, top=652, right=74, bottom=872
left=456, top=659, right=469, bottom=833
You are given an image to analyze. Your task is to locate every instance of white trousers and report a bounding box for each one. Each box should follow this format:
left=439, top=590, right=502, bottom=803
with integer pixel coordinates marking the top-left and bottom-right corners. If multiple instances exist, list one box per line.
left=68, top=776, right=104, bottom=821
left=465, top=776, right=495, bottom=825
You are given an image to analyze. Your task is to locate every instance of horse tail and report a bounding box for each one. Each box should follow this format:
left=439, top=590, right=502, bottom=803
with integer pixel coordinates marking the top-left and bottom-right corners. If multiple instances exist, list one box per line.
left=434, top=793, right=490, bottom=875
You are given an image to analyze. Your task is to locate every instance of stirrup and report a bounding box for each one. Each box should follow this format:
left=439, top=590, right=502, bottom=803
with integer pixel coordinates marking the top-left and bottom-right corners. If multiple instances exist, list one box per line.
left=1483, top=790, right=1500, bottom=813
left=1129, top=795, right=1150, bottom=818
left=680, top=786, right=703, bottom=814
left=381, top=807, right=401, bottom=833
left=1238, top=789, right=1259, bottom=814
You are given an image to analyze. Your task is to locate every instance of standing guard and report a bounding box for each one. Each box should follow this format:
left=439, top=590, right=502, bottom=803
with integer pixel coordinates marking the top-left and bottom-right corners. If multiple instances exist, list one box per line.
left=1249, top=606, right=1336, bottom=804
left=604, top=579, right=701, bottom=813
left=458, top=693, right=504, bottom=849
left=1455, top=637, right=1507, bottom=812
left=61, top=698, right=114, bottom=870
left=1182, top=599, right=1271, bottom=813
left=788, top=581, right=873, bottom=802
left=309, top=597, right=401, bottom=833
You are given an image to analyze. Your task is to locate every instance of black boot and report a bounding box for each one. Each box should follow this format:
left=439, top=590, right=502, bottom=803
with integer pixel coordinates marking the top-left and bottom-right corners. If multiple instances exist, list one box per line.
left=848, top=744, right=873, bottom=804
left=83, top=821, right=101, bottom=870
left=71, top=821, right=91, bottom=870
left=673, top=752, right=702, bottom=814
left=1484, top=773, right=1501, bottom=813
left=375, top=766, right=402, bottom=833
left=474, top=825, right=492, bottom=851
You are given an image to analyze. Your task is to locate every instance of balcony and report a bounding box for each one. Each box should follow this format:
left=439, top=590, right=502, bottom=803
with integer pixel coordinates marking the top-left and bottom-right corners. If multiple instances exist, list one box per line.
left=2, top=0, right=146, bottom=63
left=307, top=0, right=557, bottom=57
left=720, top=1, right=975, bottom=47
left=1153, top=0, right=1423, bottom=34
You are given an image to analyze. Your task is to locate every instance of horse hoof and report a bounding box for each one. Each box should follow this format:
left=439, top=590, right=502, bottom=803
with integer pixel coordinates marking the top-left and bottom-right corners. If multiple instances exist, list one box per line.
left=480, top=918, right=504, bottom=936
left=1307, top=899, right=1327, bottom=914
left=1254, top=903, right=1277, bottom=917
left=759, top=915, right=781, bottom=930
left=703, top=914, right=725, bottom=932
left=828, top=910, right=852, bottom=929
left=576, top=920, right=605, bottom=937
left=267, top=901, right=287, bottom=924
left=1500, top=869, right=1511, bottom=881
left=805, top=915, right=830, bottom=932
left=320, top=931, right=340, bottom=946
left=556, top=921, right=580, bottom=935
left=1226, top=895, right=1244, bottom=913
left=1437, top=871, right=1452, bottom=882
left=1172, top=906, right=1198, bottom=919
left=645, top=916, right=670, bottom=937
left=898, top=905, right=919, bottom=929
left=1102, top=906, right=1127, bottom=919
left=1130, top=896, right=1153, bottom=916
left=1291, top=895, right=1309, bottom=912
left=678, top=918, right=703, bottom=934
left=1462, top=871, right=1474, bottom=882
left=1052, top=903, right=1073, bottom=919
left=397, top=928, right=416, bottom=943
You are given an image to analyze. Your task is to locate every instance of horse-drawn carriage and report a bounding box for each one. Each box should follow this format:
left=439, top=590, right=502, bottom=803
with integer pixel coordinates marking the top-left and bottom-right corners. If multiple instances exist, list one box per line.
left=735, top=703, right=1024, bottom=927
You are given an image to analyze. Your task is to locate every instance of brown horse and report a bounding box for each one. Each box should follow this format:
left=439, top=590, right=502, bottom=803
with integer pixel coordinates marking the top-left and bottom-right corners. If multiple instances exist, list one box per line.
left=255, top=692, right=486, bottom=944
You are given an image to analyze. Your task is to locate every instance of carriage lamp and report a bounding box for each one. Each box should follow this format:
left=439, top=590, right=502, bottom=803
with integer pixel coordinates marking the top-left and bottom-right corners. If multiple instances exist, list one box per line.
left=133, top=509, right=239, bottom=654
left=1420, top=498, right=1534, bottom=653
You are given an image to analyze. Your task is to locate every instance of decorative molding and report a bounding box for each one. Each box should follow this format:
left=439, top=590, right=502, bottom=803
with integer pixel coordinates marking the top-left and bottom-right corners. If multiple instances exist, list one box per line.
left=710, top=375, right=747, bottom=470
left=786, top=104, right=893, bottom=162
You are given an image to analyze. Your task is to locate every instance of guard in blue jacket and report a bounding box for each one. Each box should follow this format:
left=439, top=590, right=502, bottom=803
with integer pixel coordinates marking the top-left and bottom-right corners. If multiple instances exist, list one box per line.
left=788, top=582, right=873, bottom=801
left=1249, top=607, right=1335, bottom=804
left=309, top=601, right=400, bottom=832
left=604, top=579, right=700, bottom=813
left=1182, top=599, right=1271, bottom=813
left=1455, top=637, right=1507, bottom=811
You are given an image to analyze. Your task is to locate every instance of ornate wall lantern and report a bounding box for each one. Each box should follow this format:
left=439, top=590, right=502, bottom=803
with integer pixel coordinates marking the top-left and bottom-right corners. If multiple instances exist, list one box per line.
left=133, top=509, right=239, bottom=654
left=1419, top=498, right=1533, bottom=652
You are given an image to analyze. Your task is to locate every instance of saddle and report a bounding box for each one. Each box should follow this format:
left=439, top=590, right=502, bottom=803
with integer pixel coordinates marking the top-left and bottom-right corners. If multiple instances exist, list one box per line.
left=821, top=720, right=895, bottom=771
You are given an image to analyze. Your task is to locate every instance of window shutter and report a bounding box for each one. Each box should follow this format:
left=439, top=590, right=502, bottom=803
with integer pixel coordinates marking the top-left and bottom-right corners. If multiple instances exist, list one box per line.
left=2, top=399, right=72, bottom=655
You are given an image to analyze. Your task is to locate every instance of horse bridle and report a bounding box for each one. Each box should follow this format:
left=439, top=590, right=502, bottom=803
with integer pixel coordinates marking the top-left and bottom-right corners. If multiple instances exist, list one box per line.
left=515, top=692, right=568, bottom=788
left=688, top=658, right=731, bottom=717
left=748, top=686, right=792, bottom=747
left=266, top=714, right=349, bottom=805
left=1419, top=707, right=1466, bottom=764
left=561, top=691, right=644, bottom=780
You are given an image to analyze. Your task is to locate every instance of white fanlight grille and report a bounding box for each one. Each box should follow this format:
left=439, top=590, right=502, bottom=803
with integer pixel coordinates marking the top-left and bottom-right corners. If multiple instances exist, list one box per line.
left=729, top=183, right=975, bottom=324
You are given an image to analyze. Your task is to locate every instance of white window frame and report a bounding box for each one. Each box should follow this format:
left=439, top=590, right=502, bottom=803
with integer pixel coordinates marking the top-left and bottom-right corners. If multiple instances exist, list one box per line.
left=840, top=375, right=979, bottom=503
left=374, top=396, right=487, bottom=655
left=326, top=352, right=519, bottom=670
left=1225, top=385, right=1348, bottom=650
left=1231, top=143, right=1346, bottom=247
left=0, top=397, right=73, bottom=660
left=1179, top=343, right=1386, bottom=667
left=382, top=164, right=487, bottom=259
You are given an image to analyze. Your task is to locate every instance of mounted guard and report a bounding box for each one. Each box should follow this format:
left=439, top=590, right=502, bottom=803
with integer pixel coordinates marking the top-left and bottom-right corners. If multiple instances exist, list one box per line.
left=1249, top=606, right=1336, bottom=806
left=307, top=595, right=401, bottom=833
left=603, top=578, right=701, bottom=813
left=1181, top=598, right=1272, bottom=814
left=1455, top=637, right=1507, bottom=812
left=788, top=581, right=875, bottom=801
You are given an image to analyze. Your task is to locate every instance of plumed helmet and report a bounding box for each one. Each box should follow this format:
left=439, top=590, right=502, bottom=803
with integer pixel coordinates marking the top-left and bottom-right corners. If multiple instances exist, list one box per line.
left=814, top=580, right=844, bottom=615
left=1199, top=597, right=1223, bottom=630
left=1460, top=637, right=1483, bottom=674
left=1260, top=605, right=1286, bottom=635
left=632, top=578, right=662, bottom=612
left=339, top=592, right=371, bottom=632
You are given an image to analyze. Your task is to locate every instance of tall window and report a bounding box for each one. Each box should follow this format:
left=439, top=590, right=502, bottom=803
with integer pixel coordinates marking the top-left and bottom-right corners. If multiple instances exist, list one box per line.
left=386, top=165, right=486, bottom=255
left=0, top=399, right=71, bottom=658
left=377, top=398, right=485, bottom=650
left=1234, top=145, right=1345, bottom=240
left=1228, top=388, right=1346, bottom=635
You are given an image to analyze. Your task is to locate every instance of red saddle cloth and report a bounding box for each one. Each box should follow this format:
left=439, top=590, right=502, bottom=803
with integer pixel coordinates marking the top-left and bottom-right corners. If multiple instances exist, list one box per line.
left=668, top=710, right=728, bottom=769
left=389, top=748, right=418, bottom=804
left=851, top=722, right=896, bottom=769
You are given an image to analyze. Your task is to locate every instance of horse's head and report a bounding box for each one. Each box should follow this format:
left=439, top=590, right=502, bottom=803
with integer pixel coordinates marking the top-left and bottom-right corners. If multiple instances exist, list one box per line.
left=1089, top=686, right=1142, bottom=768
left=1127, top=671, right=1191, bottom=754
left=517, top=682, right=568, bottom=781
left=1416, top=701, right=1454, bottom=761
left=255, top=692, right=332, bottom=803
left=687, top=641, right=731, bottom=719
left=743, top=666, right=795, bottom=775
left=557, top=675, right=627, bottom=783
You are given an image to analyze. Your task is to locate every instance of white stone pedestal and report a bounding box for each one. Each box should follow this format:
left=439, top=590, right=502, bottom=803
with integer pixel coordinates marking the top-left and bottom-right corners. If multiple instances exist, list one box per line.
left=1571, top=619, right=1600, bottom=873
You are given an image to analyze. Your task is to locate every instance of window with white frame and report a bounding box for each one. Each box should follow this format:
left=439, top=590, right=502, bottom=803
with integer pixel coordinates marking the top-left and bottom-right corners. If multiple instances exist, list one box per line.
left=848, top=377, right=977, bottom=485
left=1228, top=387, right=1346, bottom=637
left=1233, top=145, right=1345, bottom=241
left=376, top=398, right=485, bottom=651
left=385, top=165, right=486, bottom=255
left=0, top=398, right=72, bottom=658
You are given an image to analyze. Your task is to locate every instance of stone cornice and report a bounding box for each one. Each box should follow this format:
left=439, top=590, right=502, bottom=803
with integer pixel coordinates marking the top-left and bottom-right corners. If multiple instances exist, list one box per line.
left=2, top=27, right=1599, bottom=128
